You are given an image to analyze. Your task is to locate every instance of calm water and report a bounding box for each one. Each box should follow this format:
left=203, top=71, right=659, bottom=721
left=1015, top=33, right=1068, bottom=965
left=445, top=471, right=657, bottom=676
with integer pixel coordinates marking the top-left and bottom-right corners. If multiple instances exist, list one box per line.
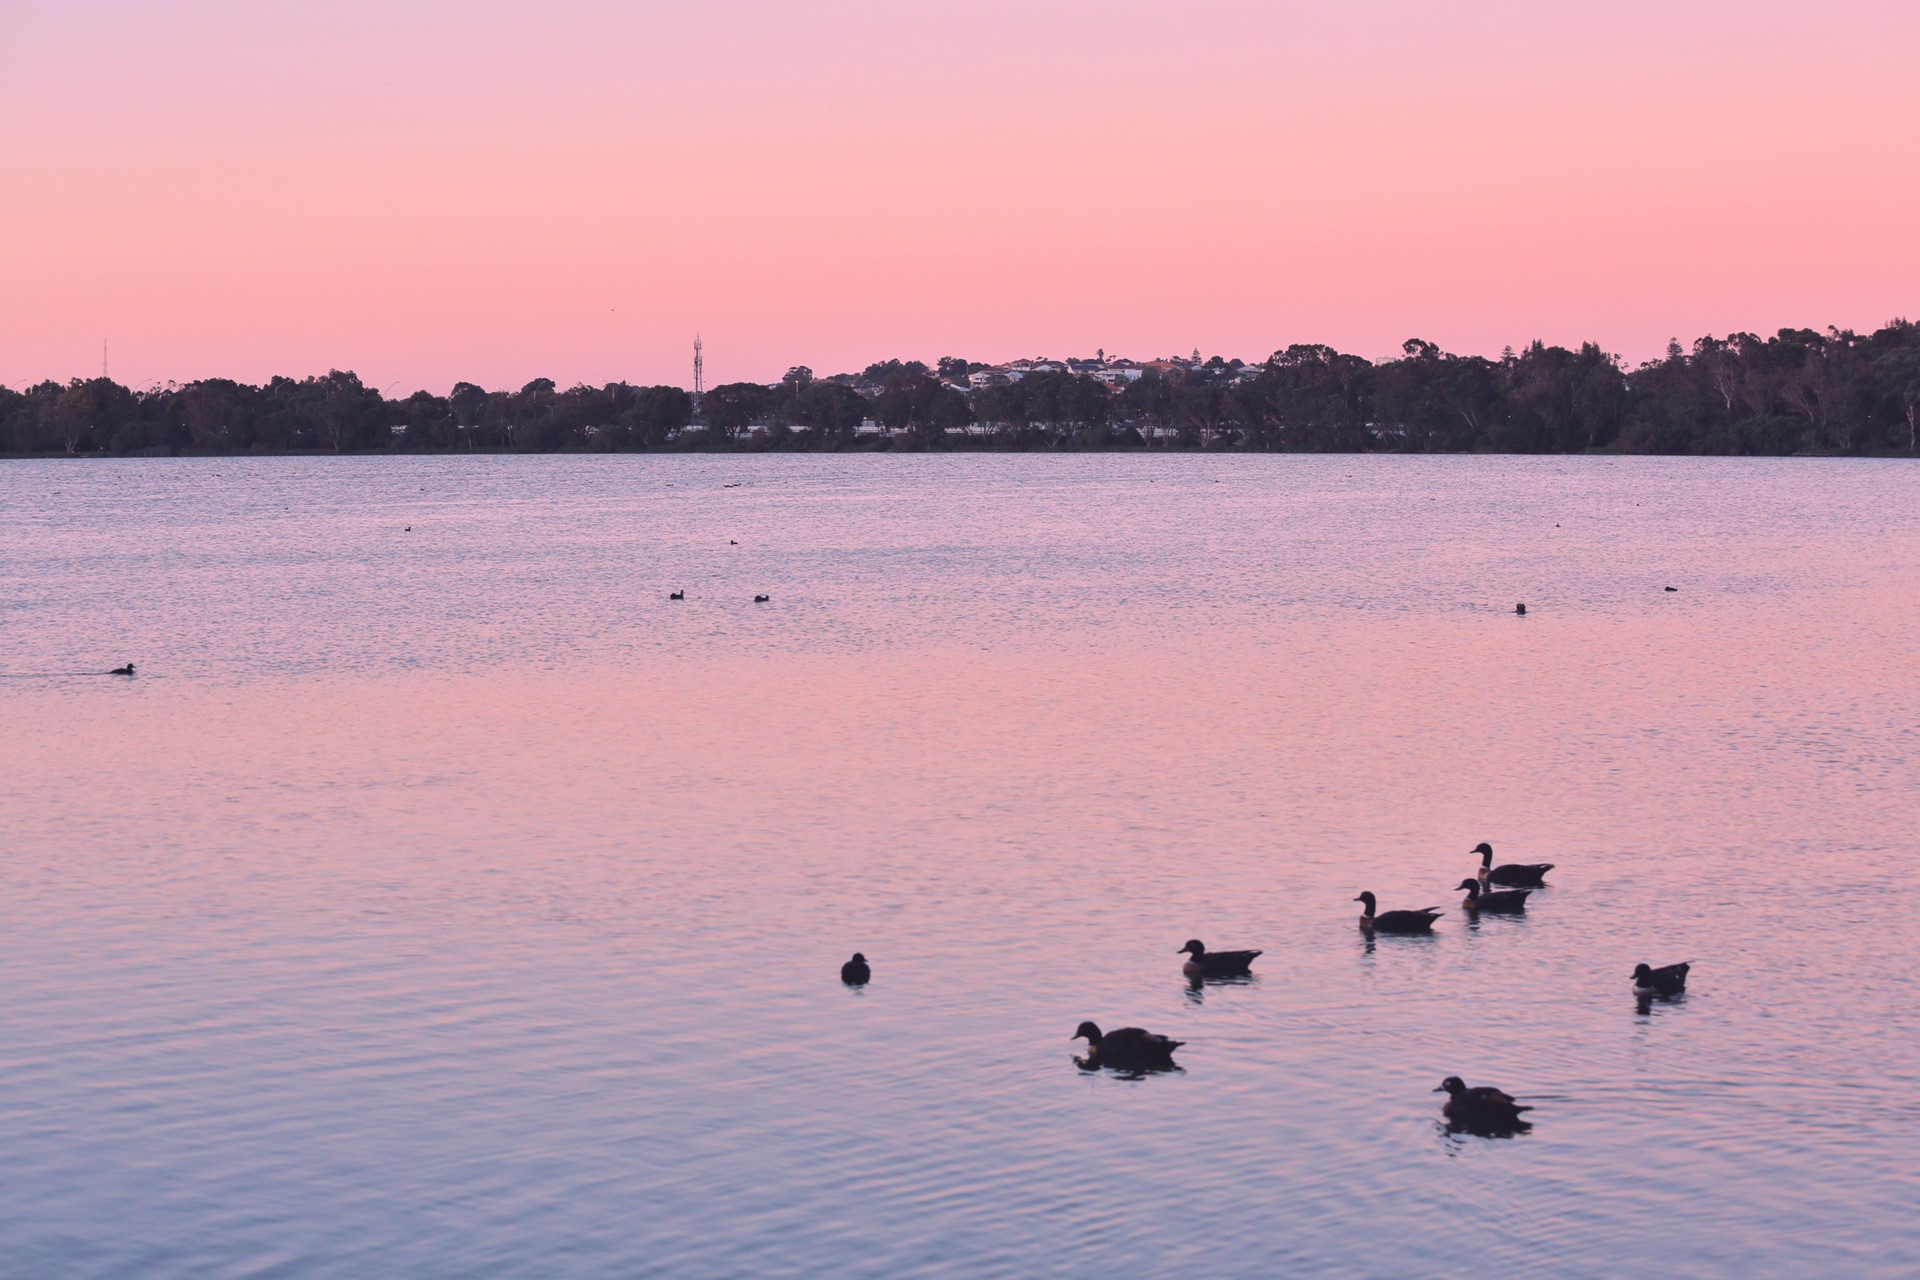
left=3, top=455, right=1917, bottom=1278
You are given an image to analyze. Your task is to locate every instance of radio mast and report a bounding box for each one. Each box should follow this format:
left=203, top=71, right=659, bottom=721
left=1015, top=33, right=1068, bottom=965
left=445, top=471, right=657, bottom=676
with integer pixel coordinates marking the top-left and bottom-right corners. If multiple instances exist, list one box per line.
left=692, top=334, right=704, bottom=423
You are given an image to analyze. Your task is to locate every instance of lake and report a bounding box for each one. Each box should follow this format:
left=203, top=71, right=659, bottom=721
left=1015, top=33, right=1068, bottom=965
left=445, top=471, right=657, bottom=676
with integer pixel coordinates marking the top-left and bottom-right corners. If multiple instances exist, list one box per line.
left=3, top=454, right=1917, bottom=1277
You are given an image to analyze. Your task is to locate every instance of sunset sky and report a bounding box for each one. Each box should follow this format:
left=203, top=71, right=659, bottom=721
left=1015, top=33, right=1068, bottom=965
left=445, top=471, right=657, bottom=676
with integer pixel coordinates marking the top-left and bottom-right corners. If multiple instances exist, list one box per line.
left=4, top=0, right=1917, bottom=393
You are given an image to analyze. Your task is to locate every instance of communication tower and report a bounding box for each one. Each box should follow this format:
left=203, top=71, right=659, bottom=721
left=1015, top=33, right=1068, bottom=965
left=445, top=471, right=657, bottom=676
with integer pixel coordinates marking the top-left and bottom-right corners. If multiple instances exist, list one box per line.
left=692, top=334, right=704, bottom=423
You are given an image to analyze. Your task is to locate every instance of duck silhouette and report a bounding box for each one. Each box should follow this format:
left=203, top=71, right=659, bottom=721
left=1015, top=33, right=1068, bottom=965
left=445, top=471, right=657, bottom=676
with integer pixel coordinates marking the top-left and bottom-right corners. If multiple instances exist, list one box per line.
left=1436, top=1076, right=1533, bottom=1132
left=840, top=952, right=870, bottom=985
left=108, top=663, right=135, bottom=676
left=1178, top=939, right=1261, bottom=978
left=754, top=594, right=769, bottom=603
left=1515, top=603, right=1527, bottom=615
left=1473, top=842, right=1554, bottom=888
left=1073, top=1021, right=1183, bottom=1072
left=1633, top=961, right=1690, bottom=997
left=669, top=590, right=684, bottom=600
left=1355, top=892, right=1441, bottom=934
left=1457, top=879, right=1530, bottom=913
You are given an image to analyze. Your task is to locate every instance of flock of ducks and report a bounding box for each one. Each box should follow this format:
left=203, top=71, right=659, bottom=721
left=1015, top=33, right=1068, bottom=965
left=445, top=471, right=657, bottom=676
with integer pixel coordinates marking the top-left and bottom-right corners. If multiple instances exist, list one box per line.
left=840, top=841, right=1695, bottom=1137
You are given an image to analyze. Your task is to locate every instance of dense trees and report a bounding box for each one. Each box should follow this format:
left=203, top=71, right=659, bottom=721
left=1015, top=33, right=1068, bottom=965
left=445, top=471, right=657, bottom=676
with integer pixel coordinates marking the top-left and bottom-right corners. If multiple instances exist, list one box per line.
left=4, top=322, right=1917, bottom=456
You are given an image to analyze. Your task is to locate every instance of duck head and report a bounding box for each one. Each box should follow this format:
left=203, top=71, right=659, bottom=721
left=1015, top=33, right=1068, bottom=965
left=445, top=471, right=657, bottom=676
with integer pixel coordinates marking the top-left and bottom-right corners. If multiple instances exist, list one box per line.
left=1472, top=842, right=1494, bottom=865
left=1435, top=1076, right=1466, bottom=1096
left=1177, top=939, right=1207, bottom=957
left=1631, top=963, right=1652, bottom=982
left=1353, top=892, right=1377, bottom=917
left=849, top=952, right=866, bottom=965
left=1455, top=878, right=1482, bottom=898
left=1072, top=1021, right=1103, bottom=1046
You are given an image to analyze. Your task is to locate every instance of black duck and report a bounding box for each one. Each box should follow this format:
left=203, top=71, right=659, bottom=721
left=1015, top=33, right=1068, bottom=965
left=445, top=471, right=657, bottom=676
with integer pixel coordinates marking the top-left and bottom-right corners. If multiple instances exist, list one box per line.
left=1178, top=939, right=1262, bottom=978
left=108, top=663, right=135, bottom=676
left=840, top=952, right=870, bottom=985
left=1632, top=961, right=1690, bottom=996
left=1473, top=842, right=1554, bottom=887
left=1072, top=1021, right=1183, bottom=1071
left=1436, top=1076, right=1533, bottom=1131
left=1456, top=879, right=1530, bottom=913
left=1355, top=892, right=1441, bottom=934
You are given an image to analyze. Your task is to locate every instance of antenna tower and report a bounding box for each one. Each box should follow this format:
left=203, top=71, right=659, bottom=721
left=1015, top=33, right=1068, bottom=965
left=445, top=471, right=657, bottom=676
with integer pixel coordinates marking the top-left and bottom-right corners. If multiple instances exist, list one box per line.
left=692, top=334, right=704, bottom=423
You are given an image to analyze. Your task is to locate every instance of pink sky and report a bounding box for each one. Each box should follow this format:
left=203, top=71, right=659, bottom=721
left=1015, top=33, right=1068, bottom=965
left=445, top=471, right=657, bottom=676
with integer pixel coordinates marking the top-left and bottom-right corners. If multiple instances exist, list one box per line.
left=4, top=0, right=1917, bottom=394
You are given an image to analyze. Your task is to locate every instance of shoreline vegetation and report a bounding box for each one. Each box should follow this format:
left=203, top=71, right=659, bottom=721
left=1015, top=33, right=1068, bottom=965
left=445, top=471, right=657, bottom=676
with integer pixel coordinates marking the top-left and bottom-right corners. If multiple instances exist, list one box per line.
left=6, top=324, right=1918, bottom=458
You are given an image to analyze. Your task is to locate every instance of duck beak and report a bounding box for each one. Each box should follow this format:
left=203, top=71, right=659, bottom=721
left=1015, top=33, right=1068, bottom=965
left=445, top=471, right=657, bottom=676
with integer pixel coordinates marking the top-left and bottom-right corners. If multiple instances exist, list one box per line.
left=1433, top=1085, right=1448, bottom=1092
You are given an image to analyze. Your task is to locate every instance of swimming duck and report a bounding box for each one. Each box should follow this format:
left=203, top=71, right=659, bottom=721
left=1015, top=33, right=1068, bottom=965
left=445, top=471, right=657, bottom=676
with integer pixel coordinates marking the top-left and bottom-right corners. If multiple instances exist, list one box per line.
left=1178, top=939, right=1262, bottom=978
left=754, top=594, right=770, bottom=603
left=669, top=590, right=684, bottom=600
left=1354, top=892, right=1441, bottom=934
left=1632, top=961, right=1690, bottom=996
left=840, top=952, right=870, bottom=985
left=1435, top=1076, right=1533, bottom=1131
left=1514, top=603, right=1526, bottom=615
left=1072, top=1021, right=1184, bottom=1071
left=108, top=663, right=135, bottom=676
left=1456, top=879, right=1530, bottom=913
left=1473, top=842, right=1554, bottom=887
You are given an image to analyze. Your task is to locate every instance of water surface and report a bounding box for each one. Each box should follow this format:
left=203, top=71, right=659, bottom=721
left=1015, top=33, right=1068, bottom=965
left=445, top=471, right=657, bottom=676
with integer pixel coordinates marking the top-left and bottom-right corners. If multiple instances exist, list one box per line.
left=3, top=455, right=1917, bottom=1277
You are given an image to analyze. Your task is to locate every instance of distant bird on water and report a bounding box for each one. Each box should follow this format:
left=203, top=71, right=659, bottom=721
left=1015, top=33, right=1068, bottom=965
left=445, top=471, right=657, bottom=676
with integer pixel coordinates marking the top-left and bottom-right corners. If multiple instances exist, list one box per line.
left=1633, top=961, right=1690, bottom=997
left=1456, top=879, right=1530, bottom=913
left=1515, top=603, right=1527, bottom=615
left=669, top=590, right=684, bottom=600
left=754, top=594, right=770, bottom=603
left=1664, top=586, right=1678, bottom=592
left=108, top=663, right=135, bottom=676
left=1178, top=939, right=1262, bottom=978
left=404, top=525, right=411, bottom=531
left=1072, top=1021, right=1184, bottom=1072
left=840, top=952, right=870, bottom=985
left=1435, top=1076, right=1533, bottom=1131
left=1473, top=842, right=1554, bottom=888
left=1354, top=892, right=1441, bottom=934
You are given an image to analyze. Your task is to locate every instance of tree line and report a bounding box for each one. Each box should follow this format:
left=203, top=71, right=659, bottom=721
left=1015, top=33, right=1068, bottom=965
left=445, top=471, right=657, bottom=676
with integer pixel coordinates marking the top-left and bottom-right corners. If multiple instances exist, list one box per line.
left=4, top=323, right=1916, bottom=457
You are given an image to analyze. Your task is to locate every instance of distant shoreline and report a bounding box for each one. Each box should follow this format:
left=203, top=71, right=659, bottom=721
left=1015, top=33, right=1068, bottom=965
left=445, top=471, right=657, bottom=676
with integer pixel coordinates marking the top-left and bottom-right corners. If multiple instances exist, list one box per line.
left=6, top=322, right=1916, bottom=458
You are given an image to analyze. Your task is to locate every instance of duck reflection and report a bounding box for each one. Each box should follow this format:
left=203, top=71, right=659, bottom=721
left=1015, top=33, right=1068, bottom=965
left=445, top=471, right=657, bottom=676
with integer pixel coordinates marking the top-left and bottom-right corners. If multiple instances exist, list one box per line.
left=1183, top=970, right=1260, bottom=1004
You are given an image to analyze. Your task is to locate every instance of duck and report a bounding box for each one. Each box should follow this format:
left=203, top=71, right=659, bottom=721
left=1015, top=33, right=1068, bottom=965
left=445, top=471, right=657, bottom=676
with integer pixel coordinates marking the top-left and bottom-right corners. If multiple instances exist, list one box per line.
left=669, top=590, right=684, bottom=600
left=108, top=663, right=135, bottom=676
left=753, top=594, right=770, bottom=603
left=1072, top=1021, right=1184, bottom=1071
left=1354, top=892, right=1441, bottom=934
left=1456, top=878, right=1530, bottom=913
left=840, top=952, right=870, bottom=985
left=1664, top=585, right=1678, bottom=592
left=1632, top=961, right=1690, bottom=997
left=1435, top=1076, right=1533, bottom=1131
left=1473, top=842, right=1553, bottom=888
left=1515, top=603, right=1526, bottom=615
left=1178, top=939, right=1261, bottom=978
